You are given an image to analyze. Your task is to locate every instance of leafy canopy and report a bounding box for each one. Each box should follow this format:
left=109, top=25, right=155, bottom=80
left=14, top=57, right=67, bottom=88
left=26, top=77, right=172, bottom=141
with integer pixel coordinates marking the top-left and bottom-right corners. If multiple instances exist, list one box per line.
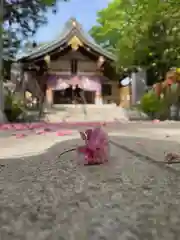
left=2, top=0, right=68, bottom=57
left=90, top=0, right=180, bottom=80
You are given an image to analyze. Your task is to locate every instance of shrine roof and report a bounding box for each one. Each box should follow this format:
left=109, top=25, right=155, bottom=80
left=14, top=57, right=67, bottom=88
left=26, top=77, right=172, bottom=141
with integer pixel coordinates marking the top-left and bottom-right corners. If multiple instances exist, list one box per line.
left=17, top=18, right=115, bottom=61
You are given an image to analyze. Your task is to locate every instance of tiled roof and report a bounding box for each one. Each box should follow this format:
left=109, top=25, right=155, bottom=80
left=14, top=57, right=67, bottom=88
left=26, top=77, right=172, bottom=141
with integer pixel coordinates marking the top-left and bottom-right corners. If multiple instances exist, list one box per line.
left=17, top=18, right=115, bottom=61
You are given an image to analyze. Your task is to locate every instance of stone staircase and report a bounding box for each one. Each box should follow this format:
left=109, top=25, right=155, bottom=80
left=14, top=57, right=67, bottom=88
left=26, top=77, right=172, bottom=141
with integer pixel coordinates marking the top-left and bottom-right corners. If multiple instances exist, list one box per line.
left=45, top=104, right=129, bottom=122
left=125, top=108, right=149, bottom=121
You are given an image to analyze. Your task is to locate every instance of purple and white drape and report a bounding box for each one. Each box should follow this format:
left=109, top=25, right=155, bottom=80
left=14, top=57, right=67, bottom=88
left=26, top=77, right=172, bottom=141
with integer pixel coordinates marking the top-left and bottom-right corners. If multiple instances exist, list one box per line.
left=47, top=74, right=107, bottom=94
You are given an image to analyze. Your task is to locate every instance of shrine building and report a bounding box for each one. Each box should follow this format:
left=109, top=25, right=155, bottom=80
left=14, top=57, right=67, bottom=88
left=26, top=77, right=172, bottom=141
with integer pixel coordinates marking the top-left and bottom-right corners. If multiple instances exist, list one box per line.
left=16, top=18, right=120, bottom=106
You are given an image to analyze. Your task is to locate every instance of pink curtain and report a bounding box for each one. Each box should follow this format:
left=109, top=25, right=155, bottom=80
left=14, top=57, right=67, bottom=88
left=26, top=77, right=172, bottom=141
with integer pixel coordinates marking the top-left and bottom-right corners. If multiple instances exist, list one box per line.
left=81, top=76, right=101, bottom=92
left=47, top=75, right=102, bottom=92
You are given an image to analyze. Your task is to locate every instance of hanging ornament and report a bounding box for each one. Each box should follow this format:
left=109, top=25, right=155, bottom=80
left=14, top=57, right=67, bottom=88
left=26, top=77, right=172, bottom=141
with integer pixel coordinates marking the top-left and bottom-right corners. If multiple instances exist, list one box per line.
left=160, top=93, right=164, bottom=99
left=97, top=56, right=105, bottom=68
left=44, top=55, right=51, bottom=65
left=176, top=69, right=180, bottom=82
left=72, top=21, right=76, bottom=27
left=176, top=68, right=180, bottom=73
left=165, top=70, right=176, bottom=85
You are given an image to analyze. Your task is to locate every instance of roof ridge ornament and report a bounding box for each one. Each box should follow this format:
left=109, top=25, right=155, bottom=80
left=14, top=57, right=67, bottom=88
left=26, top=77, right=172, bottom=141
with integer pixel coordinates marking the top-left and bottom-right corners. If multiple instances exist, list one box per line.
left=97, top=56, right=105, bottom=68
left=44, top=54, right=51, bottom=65
left=72, top=20, right=76, bottom=27
left=68, top=36, right=83, bottom=51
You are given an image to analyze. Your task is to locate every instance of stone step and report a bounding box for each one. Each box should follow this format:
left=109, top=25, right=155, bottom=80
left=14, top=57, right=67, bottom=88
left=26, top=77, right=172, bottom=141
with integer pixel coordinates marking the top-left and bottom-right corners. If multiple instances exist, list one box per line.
left=46, top=107, right=129, bottom=122
left=47, top=111, right=128, bottom=118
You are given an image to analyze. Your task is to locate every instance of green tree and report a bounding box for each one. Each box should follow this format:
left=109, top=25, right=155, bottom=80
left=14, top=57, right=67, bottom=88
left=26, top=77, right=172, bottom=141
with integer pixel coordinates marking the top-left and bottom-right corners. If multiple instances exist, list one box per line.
left=89, top=0, right=122, bottom=51
left=90, top=0, right=180, bottom=82
left=3, top=0, right=69, bottom=56
left=0, top=0, right=69, bottom=122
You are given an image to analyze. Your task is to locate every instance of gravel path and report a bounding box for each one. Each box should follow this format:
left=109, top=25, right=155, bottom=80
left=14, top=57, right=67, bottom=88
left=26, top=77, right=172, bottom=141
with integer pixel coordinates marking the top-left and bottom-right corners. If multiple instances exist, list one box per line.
left=0, top=137, right=180, bottom=240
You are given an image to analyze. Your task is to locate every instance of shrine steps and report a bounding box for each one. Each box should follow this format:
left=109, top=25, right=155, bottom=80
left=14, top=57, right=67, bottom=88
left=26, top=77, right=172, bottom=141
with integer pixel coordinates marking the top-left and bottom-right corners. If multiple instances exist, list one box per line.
left=44, top=104, right=129, bottom=123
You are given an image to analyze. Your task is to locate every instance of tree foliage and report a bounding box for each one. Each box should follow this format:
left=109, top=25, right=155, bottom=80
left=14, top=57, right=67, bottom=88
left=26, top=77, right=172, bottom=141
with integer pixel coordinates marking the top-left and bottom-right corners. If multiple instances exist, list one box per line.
left=1, top=0, right=68, bottom=81
left=90, top=0, right=180, bottom=82
left=2, top=0, right=68, bottom=58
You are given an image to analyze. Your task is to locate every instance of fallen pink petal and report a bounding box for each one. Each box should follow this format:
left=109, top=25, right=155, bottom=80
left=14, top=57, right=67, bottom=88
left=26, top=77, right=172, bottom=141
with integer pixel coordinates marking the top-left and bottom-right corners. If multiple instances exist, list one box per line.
left=152, top=119, right=160, bottom=123
left=56, top=130, right=73, bottom=136
left=35, top=130, right=46, bottom=135
left=15, top=134, right=26, bottom=138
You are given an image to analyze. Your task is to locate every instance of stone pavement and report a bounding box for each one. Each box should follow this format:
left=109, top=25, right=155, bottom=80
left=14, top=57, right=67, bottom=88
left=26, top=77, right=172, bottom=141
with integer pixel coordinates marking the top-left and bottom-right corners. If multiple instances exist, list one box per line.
left=1, top=123, right=180, bottom=159
left=0, top=131, right=78, bottom=159
left=0, top=137, right=180, bottom=240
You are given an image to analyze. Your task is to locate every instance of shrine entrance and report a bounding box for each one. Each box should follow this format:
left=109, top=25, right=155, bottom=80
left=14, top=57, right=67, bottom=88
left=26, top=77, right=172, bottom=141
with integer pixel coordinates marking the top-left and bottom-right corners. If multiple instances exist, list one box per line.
left=53, top=88, right=95, bottom=104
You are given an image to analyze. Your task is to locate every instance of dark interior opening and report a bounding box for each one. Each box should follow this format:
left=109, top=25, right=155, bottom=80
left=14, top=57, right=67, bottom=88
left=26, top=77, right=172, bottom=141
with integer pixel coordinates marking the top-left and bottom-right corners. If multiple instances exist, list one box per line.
left=102, top=83, right=112, bottom=96
left=53, top=89, right=95, bottom=104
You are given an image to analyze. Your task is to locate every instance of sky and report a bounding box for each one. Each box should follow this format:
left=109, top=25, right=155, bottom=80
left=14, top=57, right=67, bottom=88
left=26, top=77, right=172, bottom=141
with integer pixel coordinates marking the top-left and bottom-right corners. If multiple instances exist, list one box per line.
left=34, top=0, right=111, bottom=43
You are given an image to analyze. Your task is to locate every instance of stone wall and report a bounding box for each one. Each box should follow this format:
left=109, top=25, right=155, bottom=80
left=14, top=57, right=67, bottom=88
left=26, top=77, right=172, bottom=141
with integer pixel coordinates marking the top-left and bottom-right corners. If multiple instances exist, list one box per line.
left=131, top=70, right=147, bottom=104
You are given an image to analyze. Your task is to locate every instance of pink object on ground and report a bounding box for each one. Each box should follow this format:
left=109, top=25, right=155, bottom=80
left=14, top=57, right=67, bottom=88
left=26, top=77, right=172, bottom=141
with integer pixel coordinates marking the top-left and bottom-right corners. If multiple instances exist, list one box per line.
left=152, top=119, right=160, bottom=123
left=13, top=124, right=28, bottom=130
left=35, top=129, right=46, bottom=135
left=0, top=124, right=13, bottom=130
left=56, top=130, right=73, bottom=136
left=78, top=127, right=109, bottom=165
left=15, top=133, right=26, bottom=138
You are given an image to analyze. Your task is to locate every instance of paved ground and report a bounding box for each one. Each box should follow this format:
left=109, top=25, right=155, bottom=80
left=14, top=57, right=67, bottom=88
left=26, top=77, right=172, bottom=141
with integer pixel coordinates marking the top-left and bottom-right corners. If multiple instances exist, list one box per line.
left=0, top=135, right=180, bottom=240
left=1, top=120, right=180, bottom=138
left=1, top=121, right=180, bottom=158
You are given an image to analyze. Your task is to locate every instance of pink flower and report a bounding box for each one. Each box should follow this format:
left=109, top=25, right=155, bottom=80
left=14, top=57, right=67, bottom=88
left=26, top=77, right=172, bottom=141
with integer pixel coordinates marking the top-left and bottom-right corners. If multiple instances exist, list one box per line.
left=78, top=127, right=109, bottom=165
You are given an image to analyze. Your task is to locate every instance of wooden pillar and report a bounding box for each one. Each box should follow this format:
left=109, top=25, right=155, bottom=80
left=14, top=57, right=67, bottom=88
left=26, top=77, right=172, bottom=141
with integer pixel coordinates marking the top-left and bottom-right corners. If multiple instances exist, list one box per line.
left=95, top=91, right=103, bottom=105
left=46, top=86, right=53, bottom=107
left=119, top=86, right=131, bottom=108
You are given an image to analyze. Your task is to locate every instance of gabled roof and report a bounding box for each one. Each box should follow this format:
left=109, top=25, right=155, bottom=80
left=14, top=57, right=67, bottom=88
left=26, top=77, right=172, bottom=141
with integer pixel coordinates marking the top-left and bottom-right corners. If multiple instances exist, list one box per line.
left=17, top=18, right=115, bottom=61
